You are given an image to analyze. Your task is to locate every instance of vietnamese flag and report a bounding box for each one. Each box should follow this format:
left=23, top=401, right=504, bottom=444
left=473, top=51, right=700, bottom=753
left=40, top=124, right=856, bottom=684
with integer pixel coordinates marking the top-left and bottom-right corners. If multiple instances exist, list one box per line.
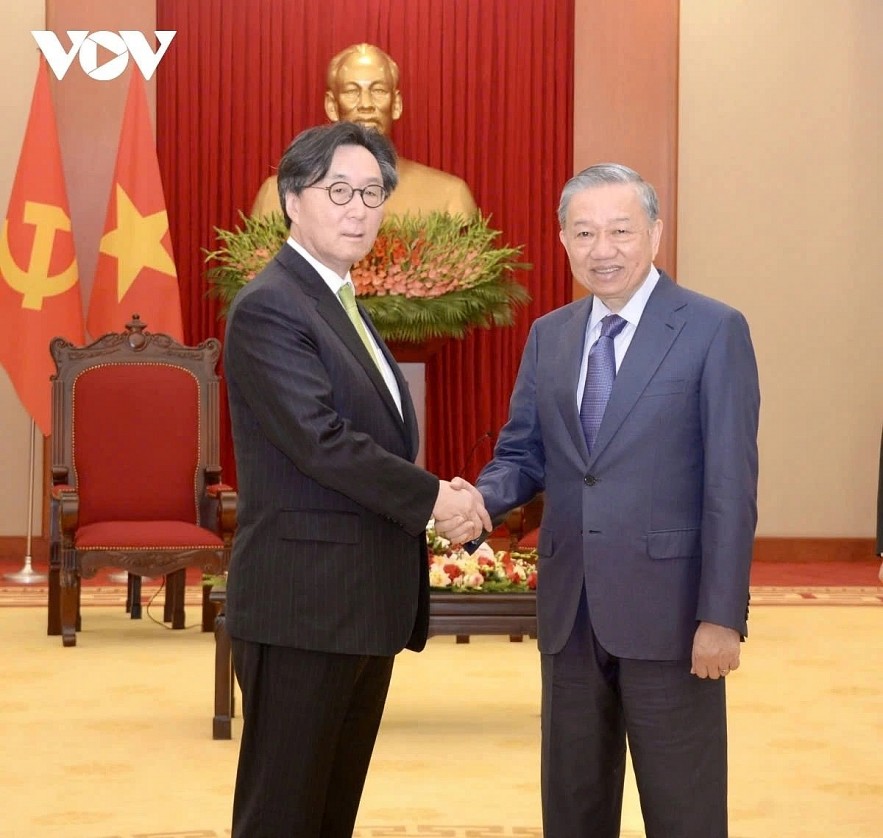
left=87, top=68, right=183, bottom=340
left=0, top=58, right=84, bottom=437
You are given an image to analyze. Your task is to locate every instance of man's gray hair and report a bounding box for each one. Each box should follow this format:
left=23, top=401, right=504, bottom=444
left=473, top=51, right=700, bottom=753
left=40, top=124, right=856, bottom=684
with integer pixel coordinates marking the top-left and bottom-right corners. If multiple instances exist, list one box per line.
left=557, top=163, right=659, bottom=228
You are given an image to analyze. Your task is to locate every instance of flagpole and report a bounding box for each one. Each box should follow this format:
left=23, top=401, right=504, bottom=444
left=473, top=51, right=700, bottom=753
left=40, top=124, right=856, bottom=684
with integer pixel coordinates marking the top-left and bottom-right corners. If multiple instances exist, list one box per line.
left=5, top=419, right=47, bottom=584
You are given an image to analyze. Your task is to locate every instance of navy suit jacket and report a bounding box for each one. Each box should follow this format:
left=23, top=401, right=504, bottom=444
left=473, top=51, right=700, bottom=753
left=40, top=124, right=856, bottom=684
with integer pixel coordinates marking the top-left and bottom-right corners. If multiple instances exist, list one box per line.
left=223, top=245, right=438, bottom=656
left=477, top=273, right=760, bottom=659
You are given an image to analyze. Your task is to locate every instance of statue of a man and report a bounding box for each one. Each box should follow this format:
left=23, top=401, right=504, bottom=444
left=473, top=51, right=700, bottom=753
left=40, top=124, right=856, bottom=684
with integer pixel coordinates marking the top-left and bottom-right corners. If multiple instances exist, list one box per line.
left=250, top=43, right=478, bottom=219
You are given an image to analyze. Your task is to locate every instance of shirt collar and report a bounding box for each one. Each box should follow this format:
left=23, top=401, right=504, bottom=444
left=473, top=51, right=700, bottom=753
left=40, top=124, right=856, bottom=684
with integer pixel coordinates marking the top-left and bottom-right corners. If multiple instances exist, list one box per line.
left=588, top=265, right=660, bottom=332
left=287, top=236, right=352, bottom=297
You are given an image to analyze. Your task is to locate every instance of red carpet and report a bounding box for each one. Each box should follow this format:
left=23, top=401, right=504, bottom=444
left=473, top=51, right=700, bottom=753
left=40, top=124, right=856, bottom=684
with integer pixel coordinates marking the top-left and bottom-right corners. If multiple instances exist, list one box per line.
left=749, top=560, right=880, bottom=587
left=1, top=538, right=880, bottom=608
left=2, top=538, right=879, bottom=587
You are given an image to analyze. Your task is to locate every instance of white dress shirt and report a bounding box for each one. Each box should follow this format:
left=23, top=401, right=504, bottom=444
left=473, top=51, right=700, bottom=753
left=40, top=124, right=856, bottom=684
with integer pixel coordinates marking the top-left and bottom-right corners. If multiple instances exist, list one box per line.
left=576, top=266, right=660, bottom=408
left=287, top=237, right=403, bottom=418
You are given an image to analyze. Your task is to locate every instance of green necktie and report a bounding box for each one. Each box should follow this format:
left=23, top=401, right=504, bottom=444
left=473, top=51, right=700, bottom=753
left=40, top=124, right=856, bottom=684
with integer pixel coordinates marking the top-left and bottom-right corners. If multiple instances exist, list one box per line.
left=338, top=283, right=380, bottom=369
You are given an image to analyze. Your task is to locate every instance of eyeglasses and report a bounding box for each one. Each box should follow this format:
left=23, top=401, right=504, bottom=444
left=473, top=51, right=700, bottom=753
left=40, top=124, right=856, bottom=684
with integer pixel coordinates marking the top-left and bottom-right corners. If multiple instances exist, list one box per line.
left=307, top=182, right=388, bottom=208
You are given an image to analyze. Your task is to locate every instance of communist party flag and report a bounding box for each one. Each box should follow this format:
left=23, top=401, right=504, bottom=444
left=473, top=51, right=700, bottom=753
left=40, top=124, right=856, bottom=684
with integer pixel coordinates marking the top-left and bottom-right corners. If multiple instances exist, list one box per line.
left=87, top=68, right=183, bottom=340
left=0, top=58, right=84, bottom=437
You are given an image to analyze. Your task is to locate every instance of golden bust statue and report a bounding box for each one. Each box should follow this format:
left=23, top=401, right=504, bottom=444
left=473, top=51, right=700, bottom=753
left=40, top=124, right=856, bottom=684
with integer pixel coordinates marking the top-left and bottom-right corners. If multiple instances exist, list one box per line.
left=250, top=43, right=478, bottom=219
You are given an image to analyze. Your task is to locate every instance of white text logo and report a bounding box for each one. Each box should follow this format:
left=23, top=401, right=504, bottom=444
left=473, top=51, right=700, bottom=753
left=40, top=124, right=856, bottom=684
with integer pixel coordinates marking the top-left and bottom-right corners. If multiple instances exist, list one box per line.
left=32, top=30, right=176, bottom=81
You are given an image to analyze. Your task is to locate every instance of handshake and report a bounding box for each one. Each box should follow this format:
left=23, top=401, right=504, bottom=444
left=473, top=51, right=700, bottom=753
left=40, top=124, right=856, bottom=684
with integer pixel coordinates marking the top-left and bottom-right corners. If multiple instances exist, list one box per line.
left=431, top=476, right=491, bottom=545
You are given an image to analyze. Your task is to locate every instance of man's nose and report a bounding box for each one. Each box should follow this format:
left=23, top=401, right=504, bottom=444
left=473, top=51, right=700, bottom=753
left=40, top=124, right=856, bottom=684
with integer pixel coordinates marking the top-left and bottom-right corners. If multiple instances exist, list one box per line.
left=590, top=232, right=617, bottom=257
left=357, top=88, right=373, bottom=109
left=347, top=194, right=369, bottom=217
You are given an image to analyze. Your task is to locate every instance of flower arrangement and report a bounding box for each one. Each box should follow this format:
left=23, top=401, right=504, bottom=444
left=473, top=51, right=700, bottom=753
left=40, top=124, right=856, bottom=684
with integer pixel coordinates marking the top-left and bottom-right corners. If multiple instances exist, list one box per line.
left=205, top=210, right=531, bottom=342
left=427, top=520, right=537, bottom=593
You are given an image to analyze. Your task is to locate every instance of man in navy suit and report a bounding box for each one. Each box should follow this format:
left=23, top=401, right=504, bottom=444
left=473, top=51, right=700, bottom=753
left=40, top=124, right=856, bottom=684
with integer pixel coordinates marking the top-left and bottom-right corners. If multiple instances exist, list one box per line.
left=223, top=121, right=489, bottom=837
left=471, top=163, right=760, bottom=837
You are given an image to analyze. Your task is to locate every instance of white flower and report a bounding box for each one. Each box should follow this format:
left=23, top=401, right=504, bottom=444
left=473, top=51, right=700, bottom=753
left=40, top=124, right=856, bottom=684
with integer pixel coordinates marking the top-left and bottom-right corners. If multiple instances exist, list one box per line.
left=509, top=564, right=527, bottom=582
left=429, top=566, right=452, bottom=588
left=462, top=571, right=485, bottom=589
left=474, top=542, right=495, bottom=560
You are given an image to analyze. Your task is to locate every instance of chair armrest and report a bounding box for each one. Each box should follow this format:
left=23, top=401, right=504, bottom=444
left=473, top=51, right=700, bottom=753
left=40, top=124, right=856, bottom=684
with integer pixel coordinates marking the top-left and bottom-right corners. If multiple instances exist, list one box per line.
left=205, top=484, right=238, bottom=538
left=50, top=483, right=75, bottom=500
left=206, top=483, right=234, bottom=496
left=50, top=485, right=80, bottom=539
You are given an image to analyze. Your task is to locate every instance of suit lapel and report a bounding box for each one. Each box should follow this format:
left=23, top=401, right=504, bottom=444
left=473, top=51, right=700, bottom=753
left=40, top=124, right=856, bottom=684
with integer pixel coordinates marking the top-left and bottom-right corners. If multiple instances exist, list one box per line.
left=559, top=298, right=594, bottom=461
left=367, top=317, right=421, bottom=461
left=275, top=248, right=409, bottom=441
left=589, top=273, right=686, bottom=463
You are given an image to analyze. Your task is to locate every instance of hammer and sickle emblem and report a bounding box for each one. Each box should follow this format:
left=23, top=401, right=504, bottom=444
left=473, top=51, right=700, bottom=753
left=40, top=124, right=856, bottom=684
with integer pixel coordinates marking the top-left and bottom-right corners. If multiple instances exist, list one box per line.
left=0, top=201, right=78, bottom=311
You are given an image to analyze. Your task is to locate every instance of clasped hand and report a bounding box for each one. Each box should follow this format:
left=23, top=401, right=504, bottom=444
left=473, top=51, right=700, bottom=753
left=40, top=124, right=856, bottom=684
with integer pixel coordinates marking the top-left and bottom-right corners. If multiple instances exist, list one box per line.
left=432, top=476, right=491, bottom=544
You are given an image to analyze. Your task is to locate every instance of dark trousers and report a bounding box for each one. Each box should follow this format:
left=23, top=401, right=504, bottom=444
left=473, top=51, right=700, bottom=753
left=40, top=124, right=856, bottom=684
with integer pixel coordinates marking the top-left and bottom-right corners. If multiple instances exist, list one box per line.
left=541, top=590, right=728, bottom=838
left=231, top=638, right=395, bottom=838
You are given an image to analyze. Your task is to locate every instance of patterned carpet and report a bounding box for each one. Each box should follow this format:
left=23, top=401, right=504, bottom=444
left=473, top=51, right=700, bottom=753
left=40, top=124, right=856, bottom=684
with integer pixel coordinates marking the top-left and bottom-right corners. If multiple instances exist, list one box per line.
left=0, top=581, right=206, bottom=608
left=3, top=581, right=881, bottom=608
left=750, top=585, right=883, bottom=606
left=4, top=603, right=881, bottom=837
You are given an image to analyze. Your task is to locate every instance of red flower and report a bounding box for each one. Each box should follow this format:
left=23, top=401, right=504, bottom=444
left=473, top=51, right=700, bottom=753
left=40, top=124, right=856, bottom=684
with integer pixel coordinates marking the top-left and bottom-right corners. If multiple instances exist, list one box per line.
left=527, top=570, right=538, bottom=590
left=444, top=563, right=463, bottom=580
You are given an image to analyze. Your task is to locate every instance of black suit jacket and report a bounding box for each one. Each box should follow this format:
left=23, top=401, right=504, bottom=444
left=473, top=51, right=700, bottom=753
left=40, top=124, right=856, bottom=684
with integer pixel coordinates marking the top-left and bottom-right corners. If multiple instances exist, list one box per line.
left=223, top=245, right=438, bottom=656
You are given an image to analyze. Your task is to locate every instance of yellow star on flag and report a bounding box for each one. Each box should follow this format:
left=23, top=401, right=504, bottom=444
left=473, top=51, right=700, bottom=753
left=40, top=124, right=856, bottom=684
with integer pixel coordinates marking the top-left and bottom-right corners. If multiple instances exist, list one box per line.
left=99, top=184, right=176, bottom=301
left=87, top=70, right=182, bottom=340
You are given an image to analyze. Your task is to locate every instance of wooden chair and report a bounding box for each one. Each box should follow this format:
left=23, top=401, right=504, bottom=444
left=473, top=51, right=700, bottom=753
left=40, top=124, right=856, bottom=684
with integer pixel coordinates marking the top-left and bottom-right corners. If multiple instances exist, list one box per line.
left=46, top=315, right=237, bottom=647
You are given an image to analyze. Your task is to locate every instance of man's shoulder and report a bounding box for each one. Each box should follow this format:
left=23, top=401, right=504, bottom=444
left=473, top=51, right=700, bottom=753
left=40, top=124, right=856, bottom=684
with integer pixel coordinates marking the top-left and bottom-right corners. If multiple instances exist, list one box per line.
left=657, top=272, right=746, bottom=321
left=396, top=157, right=468, bottom=187
left=228, top=249, right=296, bottom=311
left=251, top=175, right=280, bottom=217
left=392, top=157, right=477, bottom=217
left=531, top=297, right=589, bottom=331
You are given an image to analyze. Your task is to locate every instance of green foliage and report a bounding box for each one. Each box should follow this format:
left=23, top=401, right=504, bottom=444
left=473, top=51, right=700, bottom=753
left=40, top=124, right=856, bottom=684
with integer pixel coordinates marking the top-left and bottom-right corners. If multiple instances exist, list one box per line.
left=204, top=210, right=531, bottom=342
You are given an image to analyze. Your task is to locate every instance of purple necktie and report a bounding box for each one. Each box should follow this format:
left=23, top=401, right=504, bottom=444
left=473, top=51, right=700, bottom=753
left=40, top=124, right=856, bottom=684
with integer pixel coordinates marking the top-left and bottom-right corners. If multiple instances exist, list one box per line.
left=580, top=314, right=628, bottom=453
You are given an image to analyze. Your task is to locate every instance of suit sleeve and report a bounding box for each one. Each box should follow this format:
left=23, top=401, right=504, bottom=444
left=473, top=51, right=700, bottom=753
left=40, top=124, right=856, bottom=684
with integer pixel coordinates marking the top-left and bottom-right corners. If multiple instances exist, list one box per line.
left=696, top=309, right=760, bottom=634
left=225, top=284, right=438, bottom=537
left=475, top=323, right=546, bottom=520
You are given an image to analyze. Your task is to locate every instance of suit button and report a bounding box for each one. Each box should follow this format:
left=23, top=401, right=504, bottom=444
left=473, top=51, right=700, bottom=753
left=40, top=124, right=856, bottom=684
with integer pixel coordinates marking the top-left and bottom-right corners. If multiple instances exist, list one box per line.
left=584, top=474, right=597, bottom=486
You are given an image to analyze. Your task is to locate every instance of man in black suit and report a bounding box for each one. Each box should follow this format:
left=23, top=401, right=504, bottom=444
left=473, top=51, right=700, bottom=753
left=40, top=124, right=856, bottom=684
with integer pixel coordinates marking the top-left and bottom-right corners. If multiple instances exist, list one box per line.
left=223, top=121, right=490, bottom=837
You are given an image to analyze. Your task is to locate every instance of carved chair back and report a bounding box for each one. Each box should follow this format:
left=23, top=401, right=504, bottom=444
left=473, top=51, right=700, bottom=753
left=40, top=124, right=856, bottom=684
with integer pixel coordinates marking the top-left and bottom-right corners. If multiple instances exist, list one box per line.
left=47, top=316, right=233, bottom=646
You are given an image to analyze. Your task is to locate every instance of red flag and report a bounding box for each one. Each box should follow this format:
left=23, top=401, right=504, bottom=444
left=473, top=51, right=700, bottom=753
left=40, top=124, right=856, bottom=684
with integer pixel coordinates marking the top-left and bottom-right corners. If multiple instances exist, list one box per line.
left=87, top=69, right=182, bottom=340
left=0, top=58, right=84, bottom=437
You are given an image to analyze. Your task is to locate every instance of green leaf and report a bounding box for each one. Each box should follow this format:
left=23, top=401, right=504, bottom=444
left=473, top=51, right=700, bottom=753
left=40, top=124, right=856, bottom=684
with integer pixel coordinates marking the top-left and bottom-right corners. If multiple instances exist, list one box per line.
left=204, top=211, right=532, bottom=341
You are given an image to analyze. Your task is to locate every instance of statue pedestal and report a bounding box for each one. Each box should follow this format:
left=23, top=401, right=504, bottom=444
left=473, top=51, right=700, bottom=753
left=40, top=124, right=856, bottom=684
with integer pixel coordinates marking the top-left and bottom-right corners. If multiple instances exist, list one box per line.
left=389, top=340, right=446, bottom=468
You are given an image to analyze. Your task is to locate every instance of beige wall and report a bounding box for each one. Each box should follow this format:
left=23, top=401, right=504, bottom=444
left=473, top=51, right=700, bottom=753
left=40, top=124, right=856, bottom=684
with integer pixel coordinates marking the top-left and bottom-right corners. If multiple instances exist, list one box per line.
left=679, top=0, right=882, bottom=536
left=1, top=2, right=881, bottom=539
left=0, top=1, right=155, bottom=538
left=0, top=0, right=46, bottom=536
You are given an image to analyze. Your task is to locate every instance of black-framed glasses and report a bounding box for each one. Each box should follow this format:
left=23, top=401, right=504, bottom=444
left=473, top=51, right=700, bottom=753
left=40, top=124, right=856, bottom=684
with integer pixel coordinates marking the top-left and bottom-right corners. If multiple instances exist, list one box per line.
left=308, top=182, right=388, bottom=208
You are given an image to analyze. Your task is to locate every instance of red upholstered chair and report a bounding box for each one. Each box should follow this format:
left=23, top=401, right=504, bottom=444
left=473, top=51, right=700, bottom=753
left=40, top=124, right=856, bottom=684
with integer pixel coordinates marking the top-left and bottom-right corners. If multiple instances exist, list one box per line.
left=46, top=316, right=237, bottom=647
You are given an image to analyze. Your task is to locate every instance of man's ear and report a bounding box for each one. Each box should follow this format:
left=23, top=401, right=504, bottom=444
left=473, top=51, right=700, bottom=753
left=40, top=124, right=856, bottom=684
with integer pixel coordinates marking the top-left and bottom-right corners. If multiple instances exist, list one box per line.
left=650, top=218, right=664, bottom=259
left=324, top=91, right=340, bottom=123
left=391, top=90, right=403, bottom=122
left=285, top=191, right=300, bottom=226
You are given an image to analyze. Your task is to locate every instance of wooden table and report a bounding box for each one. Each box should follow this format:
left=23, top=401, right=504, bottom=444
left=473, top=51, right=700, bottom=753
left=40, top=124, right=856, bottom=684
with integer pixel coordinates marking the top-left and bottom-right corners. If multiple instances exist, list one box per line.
left=209, top=586, right=537, bottom=740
